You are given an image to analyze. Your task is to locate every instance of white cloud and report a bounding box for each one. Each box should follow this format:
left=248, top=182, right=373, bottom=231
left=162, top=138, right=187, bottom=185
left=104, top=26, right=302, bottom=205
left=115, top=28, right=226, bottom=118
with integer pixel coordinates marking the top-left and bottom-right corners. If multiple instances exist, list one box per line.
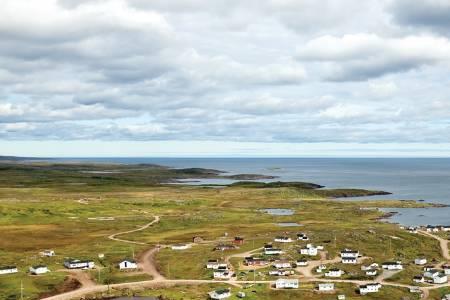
left=0, top=0, right=450, bottom=150
left=296, top=34, right=450, bottom=80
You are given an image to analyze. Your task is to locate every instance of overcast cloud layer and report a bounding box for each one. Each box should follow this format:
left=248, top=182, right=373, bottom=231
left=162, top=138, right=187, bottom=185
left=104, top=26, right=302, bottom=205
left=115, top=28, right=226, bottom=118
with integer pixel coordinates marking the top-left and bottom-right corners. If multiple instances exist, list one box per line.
left=1, top=0, right=450, bottom=153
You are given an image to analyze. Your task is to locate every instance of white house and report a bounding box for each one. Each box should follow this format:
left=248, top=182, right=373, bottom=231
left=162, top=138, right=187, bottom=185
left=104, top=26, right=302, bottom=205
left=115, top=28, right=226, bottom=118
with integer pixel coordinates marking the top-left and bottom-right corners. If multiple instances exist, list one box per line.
left=206, top=260, right=228, bottom=270
left=361, top=263, right=378, bottom=271
left=269, top=270, right=294, bottom=276
left=359, top=283, right=381, bottom=294
left=382, top=261, right=403, bottom=270
left=297, top=233, right=309, bottom=240
left=414, top=258, right=427, bottom=265
left=441, top=226, right=450, bottom=232
left=443, top=265, right=450, bottom=275
left=433, top=274, right=448, bottom=284
left=64, top=259, right=95, bottom=269
left=342, top=257, right=358, bottom=264
left=325, top=269, right=343, bottom=277
left=29, top=265, right=49, bottom=275
left=296, top=259, right=308, bottom=266
left=337, top=295, right=346, bottom=300
left=407, top=226, right=418, bottom=233
left=424, top=269, right=441, bottom=278
left=318, top=283, right=334, bottom=291
left=426, top=225, right=439, bottom=232
left=413, top=275, right=425, bottom=283
left=40, top=250, right=55, bottom=257
left=208, top=289, right=231, bottom=299
left=213, top=270, right=233, bottom=279
left=265, top=248, right=283, bottom=255
left=171, top=244, right=190, bottom=250
left=442, top=294, right=450, bottom=300
left=366, top=269, right=377, bottom=276
left=316, top=265, right=327, bottom=273
left=299, top=246, right=318, bottom=256
left=273, top=260, right=291, bottom=269
left=340, top=249, right=359, bottom=259
left=0, top=266, right=18, bottom=275
left=274, top=236, right=293, bottom=243
left=275, top=278, right=299, bottom=289
left=118, top=259, right=137, bottom=270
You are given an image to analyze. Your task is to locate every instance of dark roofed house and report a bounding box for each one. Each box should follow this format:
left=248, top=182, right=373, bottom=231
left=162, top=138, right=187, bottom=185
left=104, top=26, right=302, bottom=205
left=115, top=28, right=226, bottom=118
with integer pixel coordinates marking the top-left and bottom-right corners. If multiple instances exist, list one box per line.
left=233, top=236, right=244, bottom=245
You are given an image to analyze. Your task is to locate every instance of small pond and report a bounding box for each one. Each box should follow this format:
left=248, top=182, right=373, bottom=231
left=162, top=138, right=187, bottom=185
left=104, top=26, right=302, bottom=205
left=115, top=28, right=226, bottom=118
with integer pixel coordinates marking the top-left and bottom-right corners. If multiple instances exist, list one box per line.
left=260, top=208, right=294, bottom=215
left=276, top=222, right=302, bottom=227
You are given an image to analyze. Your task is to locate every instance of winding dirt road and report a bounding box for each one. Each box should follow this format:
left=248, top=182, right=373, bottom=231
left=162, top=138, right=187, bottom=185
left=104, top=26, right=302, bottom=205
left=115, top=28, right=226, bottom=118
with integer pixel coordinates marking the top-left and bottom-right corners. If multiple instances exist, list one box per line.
left=41, top=226, right=450, bottom=300
left=107, top=216, right=160, bottom=245
left=418, top=230, right=450, bottom=261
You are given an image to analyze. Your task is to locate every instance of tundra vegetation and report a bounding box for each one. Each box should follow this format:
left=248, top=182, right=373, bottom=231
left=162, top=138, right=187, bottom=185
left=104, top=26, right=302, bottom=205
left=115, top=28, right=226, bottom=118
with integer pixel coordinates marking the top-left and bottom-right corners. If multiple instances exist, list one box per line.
left=0, top=161, right=445, bottom=299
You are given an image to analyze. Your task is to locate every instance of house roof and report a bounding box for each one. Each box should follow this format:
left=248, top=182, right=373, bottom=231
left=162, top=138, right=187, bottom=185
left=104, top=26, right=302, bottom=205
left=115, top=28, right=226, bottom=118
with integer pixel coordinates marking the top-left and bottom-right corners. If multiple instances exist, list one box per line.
left=0, top=266, right=17, bottom=270
left=31, top=265, right=47, bottom=269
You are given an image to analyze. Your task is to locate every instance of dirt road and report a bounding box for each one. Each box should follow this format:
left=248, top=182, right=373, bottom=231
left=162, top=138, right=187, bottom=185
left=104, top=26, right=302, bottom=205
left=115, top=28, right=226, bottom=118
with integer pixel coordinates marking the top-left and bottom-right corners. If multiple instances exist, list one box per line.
left=107, top=216, right=160, bottom=245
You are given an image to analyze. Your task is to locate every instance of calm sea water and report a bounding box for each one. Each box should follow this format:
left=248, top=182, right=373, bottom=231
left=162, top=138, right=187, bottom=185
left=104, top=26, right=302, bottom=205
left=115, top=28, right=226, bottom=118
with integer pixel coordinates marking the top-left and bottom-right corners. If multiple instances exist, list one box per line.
left=57, top=157, right=450, bottom=226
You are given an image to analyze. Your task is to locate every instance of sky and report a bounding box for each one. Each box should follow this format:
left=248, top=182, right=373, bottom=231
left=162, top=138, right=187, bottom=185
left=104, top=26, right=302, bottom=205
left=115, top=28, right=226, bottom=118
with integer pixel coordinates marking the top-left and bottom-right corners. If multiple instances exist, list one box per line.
left=1, top=0, right=450, bottom=157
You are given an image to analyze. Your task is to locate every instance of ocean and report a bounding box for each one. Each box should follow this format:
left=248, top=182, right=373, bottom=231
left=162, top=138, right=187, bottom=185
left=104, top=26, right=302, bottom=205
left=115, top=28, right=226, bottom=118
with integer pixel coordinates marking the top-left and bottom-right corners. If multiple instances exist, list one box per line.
left=56, top=157, right=450, bottom=226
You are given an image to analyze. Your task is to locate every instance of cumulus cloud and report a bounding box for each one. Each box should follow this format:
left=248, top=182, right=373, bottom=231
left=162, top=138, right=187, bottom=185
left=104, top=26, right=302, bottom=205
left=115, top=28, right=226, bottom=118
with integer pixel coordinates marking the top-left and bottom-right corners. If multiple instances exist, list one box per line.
left=388, top=0, right=450, bottom=35
left=0, top=0, right=450, bottom=146
left=296, top=34, right=450, bottom=80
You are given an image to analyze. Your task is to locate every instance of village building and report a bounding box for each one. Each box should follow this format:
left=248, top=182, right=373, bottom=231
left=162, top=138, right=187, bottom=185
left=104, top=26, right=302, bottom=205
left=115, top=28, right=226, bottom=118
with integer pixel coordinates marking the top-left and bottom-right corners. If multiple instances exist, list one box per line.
left=340, top=249, right=359, bottom=258
left=359, top=283, right=381, bottom=294
left=443, top=265, right=450, bottom=275
left=274, top=236, right=293, bottom=243
left=424, top=269, right=441, bottom=278
left=213, top=269, right=233, bottom=279
left=441, top=226, right=450, bottom=232
left=64, top=259, right=95, bottom=269
left=297, top=233, right=309, bottom=241
left=118, top=259, right=137, bottom=270
left=382, top=261, right=403, bottom=270
left=433, top=274, right=448, bottom=284
left=244, top=257, right=268, bottom=266
left=40, top=250, right=55, bottom=257
left=237, top=291, right=246, bottom=298
left=208, top=288, right=231, bottom=299
left=296, top=259, right=308, bottom=266
left=29, top=265, right=49, bottom=275
left=273, top=260, right=291, bottom=269
left=269, top=269, right=294, bottom=276
left=193, top=236, right=204, bottom=243
left=275, top=278, right=299, bottom=289
left=299, top=246, right=318, bottom=256
left=366, top=269, right=377, bottom=276
left=342, top=257, right=358, bottom=264
left=0, top=266, right=18, bottom=275
left=316, top=264, right=327, bottom=273
left=214, top=244, right=236, bottom=251
left=414, top=258, right=427, bottom=265
left=442, top=294, right=450, bottom=300
left=318, top=283, right=334, bottom=291
left=206, top=260, right=228, bottom=269
left=325, top=268, right=343, bottom=277
left=337, top=295, right=346, bottom=300
left=233, top=236, right=244, bottom=245
left=171, top=244, right=190, bottom=250
left=265, top=248, right=283, bottom=255
left=407, top=226, right=418, bottom=233
left=413, top=275, right=425, bottom=283
left=426, top=225, right=439, bottom=232
left=361, top=263, right=378, bottom=271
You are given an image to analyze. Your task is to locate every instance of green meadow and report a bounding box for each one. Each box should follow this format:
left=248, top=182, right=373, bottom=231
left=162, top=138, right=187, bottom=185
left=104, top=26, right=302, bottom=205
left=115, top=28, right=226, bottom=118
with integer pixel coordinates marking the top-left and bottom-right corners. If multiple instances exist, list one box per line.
left=0, top=161, right=445, bottom=299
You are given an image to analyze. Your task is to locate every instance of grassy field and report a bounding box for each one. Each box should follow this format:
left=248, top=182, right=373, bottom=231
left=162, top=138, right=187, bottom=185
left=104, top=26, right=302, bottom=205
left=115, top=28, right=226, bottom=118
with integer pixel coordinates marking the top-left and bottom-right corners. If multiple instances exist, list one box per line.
left=0, top=161, right=446, bottom=299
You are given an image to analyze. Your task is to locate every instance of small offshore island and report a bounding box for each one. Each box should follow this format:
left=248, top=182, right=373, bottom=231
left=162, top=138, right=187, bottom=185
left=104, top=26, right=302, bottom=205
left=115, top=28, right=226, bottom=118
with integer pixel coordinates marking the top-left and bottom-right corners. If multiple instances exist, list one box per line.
left=0, top=159, right=449, bottom=300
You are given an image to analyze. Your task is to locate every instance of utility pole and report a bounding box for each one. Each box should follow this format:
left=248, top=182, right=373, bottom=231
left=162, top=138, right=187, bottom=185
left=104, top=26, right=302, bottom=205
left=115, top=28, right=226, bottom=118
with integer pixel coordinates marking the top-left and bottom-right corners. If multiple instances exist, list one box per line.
left=20, top=280, right=24, bottom=300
